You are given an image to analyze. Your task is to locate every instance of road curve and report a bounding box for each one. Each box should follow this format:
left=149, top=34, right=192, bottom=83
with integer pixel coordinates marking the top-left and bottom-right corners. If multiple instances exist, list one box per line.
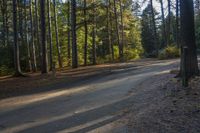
left=0, top=59, right=179, bottom=133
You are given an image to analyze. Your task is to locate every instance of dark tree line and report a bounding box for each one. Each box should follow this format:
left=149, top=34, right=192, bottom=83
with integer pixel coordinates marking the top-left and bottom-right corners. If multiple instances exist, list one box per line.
left=0, top=0, right=199, bottom=77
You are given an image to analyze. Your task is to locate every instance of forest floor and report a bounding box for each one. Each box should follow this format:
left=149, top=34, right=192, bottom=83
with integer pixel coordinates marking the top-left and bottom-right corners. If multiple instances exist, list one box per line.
left=0, top=58, right=200, bottom=133
left=117, top=72, right=200, bottom=133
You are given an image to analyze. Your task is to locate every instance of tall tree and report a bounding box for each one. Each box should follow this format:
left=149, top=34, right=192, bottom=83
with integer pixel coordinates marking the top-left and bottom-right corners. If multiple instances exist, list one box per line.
left=67, top=0, right=71, bottom=66
left=167, top=0, right=171, bottom=45
left=84, top=0, right=88, bottom=66
left=159, top=0, right=167, bottom=47
left=40, top=0, right=48, bottom=73
left=176, top=0, right=180, bottom=47
left=71, top=0, right=78, bottom=68
left=106, top=0, right=112, bottom=61
left=109, top=0, right=114, bottom=60
left=53, top=0, right=62, bottom=68
left=47, top=0, right=53, bottom=71
left=119, top=0, right=124, bottom=56
left=180, top=0, right=199, bottom=77
left=30, top=0, right=37, bottom=72
left=34, top=0, right=40, bottom=65
left=12, top=0, right=22, bottom=76
left=24, top=0, right=32, bottom=71
left=92, top=0, right=97, bottom=65
left=150, top=0, right=158, bottom=55
left=113, top=0, right=122, bottom=60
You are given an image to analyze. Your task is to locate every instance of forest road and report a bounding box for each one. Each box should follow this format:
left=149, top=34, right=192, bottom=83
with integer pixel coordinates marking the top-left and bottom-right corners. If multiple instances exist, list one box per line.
left=0, top=59, right=179, bottom=133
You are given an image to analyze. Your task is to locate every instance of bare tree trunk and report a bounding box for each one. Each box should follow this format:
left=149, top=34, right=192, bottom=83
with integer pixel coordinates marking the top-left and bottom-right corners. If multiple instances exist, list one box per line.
left=160, top=0, right=167, bottom=47
left=106, top=0, right=112, bottom=61
left=119, top=0, right=124, bottom=57
left=109, top=0, right=114, bottom=61
left=30, top=0, right=37, bottom=72
left=92, top=4, right=97, bottom=65
left=176, top=0, right=180, bottom=48
left=67, top=0, right=71, bottom=66
left=47, top=0, right=53, bottom=71
left=71, top=0, right=78, bottom=68
left=180, top=0, right=199, bottom=77
left=53, top=0, right=62, bottom=68
left=150, top=0, right=159, bottom=56
left=12, top=0, right=22, bottom=76
left=83, top=0, right=88, bottom=66
left=167, top=0, right=171, bottom=45
left=24, top=0, right=32, bottom=71
left=34, top=0, right=41, bottom=67
left=40, top=0, right=48, bottom=73
left=113, top=0, right=122, bottom=61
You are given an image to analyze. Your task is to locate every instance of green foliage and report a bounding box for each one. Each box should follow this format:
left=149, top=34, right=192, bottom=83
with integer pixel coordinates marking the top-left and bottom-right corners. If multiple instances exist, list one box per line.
left=141, top=4, right=158, bottom=57
left=158, top=45, right=180, bottom=60
left=0, top=65, right=14, bottom=76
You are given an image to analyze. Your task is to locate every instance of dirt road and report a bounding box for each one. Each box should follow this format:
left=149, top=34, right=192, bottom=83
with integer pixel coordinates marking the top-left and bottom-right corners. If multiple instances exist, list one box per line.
left=0, top=59, right=179, bottom=133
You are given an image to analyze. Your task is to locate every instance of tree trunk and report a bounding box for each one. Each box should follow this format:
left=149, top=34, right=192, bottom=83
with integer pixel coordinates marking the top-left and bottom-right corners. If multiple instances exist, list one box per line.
left=119, top=0, right=124, bottom=57
left=47, top=0, right=53, bottom=71
left=107, top=0, right=112, bottom=61
left=150, top=0, right=159, bottom=56
left=34, top=0, right=41, bottom=67
left=176, top=0, right=180, bottom=48
left=12, top=0, right=22, bottom=76
left=113, top=0, right=122, bottom=61
left=67, top=0, right=71, bottom=66
left=40, top=0, right=48, bottom=73
left=53, top=0, right=62, bottom=68
left=24, top=0, right=32, bottom=71
left=167, top=0, right=171, bottom=45
left=109, top=0, right=114, bottom=61
left=160, top=0, right=167, bottom=47
left=71, top=0, right=78, bottom=68
left=92, top=1, right=97, bottom=65
left=84, top=0, right=88, bottom=66
left=180, top=0, right=199, bottom=77
left=30, top=0, right=37, bottom=72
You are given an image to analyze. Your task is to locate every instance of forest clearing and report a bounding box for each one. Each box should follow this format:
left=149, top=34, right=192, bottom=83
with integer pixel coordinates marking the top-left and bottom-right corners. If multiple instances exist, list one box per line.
left=1, top=0, right=200, bottom=132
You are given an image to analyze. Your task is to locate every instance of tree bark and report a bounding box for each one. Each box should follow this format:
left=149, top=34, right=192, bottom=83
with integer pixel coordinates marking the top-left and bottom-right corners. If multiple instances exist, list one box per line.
left=53, top=0, right=62, bottom=68
left=160, top=0, right=167, bottom=47
left=150, top=0, right=159, bottom=56
left=34, top=0, right=41, bottom=67
left=40, top=0, right=48, bottom=73
left=30, top=0, right=37, bottom=72
left=113, top=0, right=122, bottom=61
left=67, top=0, right=71, bottom=66
left=47, top=0, right=53, bottom=71
left=92, top=1, right=97, bottom=65
left=176, top=0, right=180, bottom=48
left=109, top=0, right=114, bottom=61
left=180, top=0, right=199, bottom=77
left=119, top=0, right=124, bottom=57
left=71, top=0, right=78, bottom=68
left=24, top=0, right=32, bottom=71
left=84, top=0, right=88, bottom=66
left=106, top=0, right=112, bottom=61
left=167, top=0, right=171, bottom=45
left=12, top=0, right=23, bottom=76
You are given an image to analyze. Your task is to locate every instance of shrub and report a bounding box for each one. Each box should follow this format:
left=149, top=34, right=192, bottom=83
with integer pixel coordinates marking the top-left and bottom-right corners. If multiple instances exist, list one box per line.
left=0, top=65, right=14, bottom=76
left=158, top=45, right=180, bottom=60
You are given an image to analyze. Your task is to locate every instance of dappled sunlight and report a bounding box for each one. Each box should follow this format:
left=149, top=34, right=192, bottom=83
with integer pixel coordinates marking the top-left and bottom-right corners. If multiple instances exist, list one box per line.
left=0, top=60, right=176, bottom=113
